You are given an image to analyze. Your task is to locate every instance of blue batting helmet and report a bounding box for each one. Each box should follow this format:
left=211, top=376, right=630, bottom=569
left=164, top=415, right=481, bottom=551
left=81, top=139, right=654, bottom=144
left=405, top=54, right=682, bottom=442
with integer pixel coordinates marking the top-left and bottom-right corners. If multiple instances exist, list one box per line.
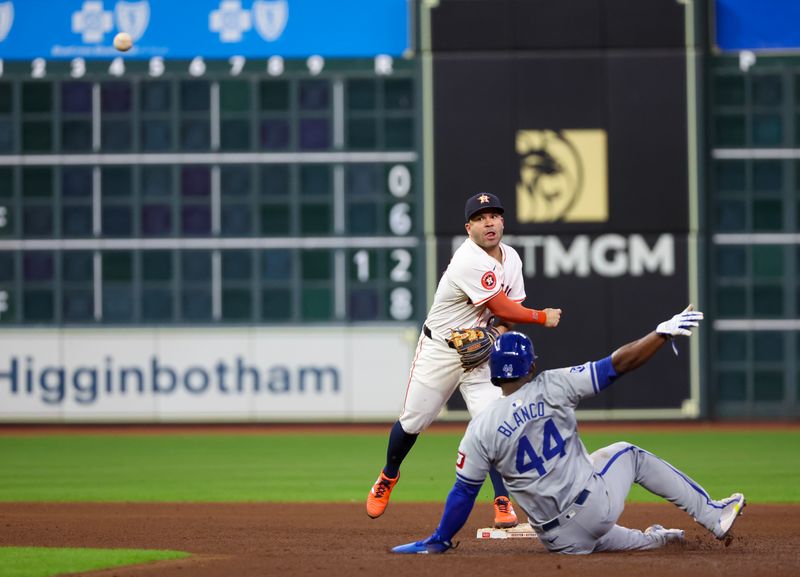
left=490, top=331, right=536, bottom=385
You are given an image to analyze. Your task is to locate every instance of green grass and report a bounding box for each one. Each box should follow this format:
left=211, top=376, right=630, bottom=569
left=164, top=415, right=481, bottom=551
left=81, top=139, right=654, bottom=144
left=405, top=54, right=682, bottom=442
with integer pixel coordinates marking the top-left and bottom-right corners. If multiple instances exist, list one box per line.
left=0, top=547, right=188, bottom=577
left=1, top=429, right=796, bottom=577
left=0, top=429, right=798, bottom=503
left=579, top=431, right=800, bottom=503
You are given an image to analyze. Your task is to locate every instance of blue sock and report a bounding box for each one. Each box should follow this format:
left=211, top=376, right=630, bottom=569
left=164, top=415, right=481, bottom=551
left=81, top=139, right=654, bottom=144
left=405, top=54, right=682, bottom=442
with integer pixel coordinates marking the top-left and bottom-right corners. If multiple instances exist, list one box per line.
left=489, top=467, right=508, bottom=499
left=383, top=420, right=418, bottom=479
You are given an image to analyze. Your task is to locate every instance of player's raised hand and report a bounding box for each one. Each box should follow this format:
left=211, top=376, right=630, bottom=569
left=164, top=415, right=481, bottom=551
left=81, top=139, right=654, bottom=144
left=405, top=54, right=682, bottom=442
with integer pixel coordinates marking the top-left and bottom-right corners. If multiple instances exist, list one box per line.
left=656, top=304, right=704, bottom=337
left=543, top=307, right=562, bottom=328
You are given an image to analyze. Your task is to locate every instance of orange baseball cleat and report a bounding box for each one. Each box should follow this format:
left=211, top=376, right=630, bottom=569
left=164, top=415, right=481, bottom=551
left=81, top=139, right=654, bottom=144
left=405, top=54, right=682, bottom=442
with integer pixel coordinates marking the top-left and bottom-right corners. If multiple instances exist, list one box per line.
left=493, top=496, right=518, bottom=528
left=366, top=471, right=400, bottom=519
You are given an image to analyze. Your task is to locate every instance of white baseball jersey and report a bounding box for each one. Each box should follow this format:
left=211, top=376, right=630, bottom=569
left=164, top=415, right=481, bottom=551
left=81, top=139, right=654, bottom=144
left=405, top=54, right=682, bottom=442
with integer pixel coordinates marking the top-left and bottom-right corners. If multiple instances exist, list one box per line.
left=425, top=238, right=525, bottom=336
left=398, top=238, right=526, bottom=434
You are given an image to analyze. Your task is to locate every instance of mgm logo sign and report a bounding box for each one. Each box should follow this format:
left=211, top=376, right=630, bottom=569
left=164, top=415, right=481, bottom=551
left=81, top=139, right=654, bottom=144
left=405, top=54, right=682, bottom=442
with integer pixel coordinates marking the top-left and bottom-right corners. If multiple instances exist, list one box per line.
left=516, top=129, right=608, bottom=223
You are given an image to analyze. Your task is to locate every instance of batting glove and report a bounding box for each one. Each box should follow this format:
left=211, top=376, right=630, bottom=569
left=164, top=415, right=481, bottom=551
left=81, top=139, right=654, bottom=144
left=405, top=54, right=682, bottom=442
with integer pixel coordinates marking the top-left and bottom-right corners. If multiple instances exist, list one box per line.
left=391, top=532, right=456, bottom=554
left=656, top=305, right=704, bottom=355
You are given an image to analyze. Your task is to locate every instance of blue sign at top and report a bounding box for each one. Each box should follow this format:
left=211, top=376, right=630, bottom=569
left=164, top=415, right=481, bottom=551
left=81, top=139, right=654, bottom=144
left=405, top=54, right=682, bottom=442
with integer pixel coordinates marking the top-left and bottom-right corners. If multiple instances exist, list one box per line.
left=0, top=0, right=411, bottom=59
left=716, top=0, right=800, bottom=52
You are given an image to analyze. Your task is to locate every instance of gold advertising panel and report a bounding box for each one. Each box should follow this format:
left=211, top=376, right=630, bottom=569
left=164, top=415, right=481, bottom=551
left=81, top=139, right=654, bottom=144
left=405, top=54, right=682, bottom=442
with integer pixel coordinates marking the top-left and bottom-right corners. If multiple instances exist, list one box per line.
left=516, top=129, right=608, bottom=223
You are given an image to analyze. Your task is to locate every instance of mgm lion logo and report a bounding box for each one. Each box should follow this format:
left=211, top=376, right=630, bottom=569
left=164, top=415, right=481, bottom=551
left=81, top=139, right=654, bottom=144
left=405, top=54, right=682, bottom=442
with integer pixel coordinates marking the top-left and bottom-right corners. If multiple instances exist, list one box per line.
left=516, top=129, right=608, bottom=223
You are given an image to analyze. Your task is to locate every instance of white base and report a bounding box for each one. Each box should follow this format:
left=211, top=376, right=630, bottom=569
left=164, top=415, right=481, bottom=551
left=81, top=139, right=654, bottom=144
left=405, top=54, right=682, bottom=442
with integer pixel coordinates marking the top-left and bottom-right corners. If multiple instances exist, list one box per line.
left=476, top=522, right=538, bottom=539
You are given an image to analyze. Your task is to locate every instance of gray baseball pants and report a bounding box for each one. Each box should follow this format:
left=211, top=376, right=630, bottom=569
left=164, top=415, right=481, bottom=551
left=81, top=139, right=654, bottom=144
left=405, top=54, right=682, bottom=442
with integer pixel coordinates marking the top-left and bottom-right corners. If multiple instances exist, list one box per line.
left=533, top=442, right=726, bottom=554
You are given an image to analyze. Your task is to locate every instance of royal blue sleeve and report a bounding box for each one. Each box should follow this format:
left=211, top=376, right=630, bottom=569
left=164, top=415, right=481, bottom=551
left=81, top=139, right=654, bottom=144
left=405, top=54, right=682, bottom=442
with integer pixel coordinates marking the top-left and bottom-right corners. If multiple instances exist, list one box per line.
left=433, top=478, right=483, bottom=541
left=593, top=355, right=619, bottom=392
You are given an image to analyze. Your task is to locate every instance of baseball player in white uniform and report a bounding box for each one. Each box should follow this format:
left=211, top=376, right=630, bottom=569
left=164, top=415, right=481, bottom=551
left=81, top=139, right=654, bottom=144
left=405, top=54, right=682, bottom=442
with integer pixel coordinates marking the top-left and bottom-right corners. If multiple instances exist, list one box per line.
left=367, top=192, right=562, bottom=527
left=392, top=306, right=747, bottom=554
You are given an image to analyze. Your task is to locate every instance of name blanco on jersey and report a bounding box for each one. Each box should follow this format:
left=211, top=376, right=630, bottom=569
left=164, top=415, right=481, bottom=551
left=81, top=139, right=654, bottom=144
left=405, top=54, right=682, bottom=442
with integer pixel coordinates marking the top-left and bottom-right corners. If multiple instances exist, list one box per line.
left=497, top=400, right=546, bottom=438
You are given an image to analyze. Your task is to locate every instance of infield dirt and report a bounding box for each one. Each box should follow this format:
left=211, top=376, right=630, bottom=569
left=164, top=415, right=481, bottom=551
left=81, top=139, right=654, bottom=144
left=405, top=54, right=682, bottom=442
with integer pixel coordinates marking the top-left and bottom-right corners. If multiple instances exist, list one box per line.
left=1, top=502, right=798, bottom=577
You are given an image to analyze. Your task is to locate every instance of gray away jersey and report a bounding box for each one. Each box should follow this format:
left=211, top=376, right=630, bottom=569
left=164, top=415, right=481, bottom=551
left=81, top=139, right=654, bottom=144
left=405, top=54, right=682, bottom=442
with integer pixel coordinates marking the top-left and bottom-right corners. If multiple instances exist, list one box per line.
left=456, top=361, right=602, bottom=524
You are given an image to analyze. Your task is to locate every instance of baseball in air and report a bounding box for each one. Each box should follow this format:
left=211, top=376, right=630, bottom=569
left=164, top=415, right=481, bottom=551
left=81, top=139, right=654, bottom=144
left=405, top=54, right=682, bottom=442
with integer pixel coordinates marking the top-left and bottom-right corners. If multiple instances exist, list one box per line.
left=113, top=32, right=133, bottom=52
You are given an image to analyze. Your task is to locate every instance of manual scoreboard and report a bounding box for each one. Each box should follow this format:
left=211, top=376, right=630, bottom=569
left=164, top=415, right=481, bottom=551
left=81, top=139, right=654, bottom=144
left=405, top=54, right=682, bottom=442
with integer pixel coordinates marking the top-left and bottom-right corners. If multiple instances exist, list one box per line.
left=0, top=45, right=421, bottom=326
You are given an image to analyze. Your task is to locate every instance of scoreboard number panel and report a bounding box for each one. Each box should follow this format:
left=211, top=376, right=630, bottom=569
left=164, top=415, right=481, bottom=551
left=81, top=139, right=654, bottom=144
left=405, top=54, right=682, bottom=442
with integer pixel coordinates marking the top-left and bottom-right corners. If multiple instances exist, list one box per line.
left=0, top=56, right=422, bottom=326
left=0, top=54, right=399, bottom=80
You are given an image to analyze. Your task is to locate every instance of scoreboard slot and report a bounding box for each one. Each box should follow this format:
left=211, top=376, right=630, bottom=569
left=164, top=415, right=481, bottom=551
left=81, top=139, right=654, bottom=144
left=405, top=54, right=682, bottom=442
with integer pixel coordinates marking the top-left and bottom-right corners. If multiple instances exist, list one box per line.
left=0, top=58, right=421, bottom=327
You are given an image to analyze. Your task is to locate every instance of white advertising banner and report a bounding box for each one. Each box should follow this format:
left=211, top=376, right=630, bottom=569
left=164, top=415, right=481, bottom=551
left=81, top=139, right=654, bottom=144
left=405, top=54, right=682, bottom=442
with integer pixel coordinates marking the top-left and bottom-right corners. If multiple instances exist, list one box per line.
left=0, top=326, right=420, bottom=422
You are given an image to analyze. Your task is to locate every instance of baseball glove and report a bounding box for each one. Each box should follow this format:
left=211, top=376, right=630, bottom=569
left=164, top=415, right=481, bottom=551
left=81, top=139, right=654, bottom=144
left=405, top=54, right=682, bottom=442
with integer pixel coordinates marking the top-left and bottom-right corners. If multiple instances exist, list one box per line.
left=446, top=325, right=500, bottom=371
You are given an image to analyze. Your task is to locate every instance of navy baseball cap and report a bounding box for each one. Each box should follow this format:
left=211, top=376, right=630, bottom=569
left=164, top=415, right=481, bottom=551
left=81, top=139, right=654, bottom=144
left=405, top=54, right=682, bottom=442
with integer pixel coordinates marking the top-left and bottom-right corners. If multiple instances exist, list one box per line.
left=465, top=192, right=504, bottom=221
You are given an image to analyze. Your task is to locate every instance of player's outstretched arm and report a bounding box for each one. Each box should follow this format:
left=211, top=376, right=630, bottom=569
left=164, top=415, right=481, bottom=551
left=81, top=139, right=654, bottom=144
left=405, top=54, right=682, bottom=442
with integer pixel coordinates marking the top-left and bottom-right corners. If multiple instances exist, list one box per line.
left=485, top=291, right=562, bottom=327
left=391, top=478, right=481, bottom=554
left=611, top=305, right=703, bottom=375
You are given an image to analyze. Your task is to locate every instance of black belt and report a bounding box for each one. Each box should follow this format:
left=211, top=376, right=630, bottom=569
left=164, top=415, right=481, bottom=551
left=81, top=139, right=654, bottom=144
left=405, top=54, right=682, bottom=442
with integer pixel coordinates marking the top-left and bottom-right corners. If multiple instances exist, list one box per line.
left=539, top=489, right=591, bottom=533
left=423, top=324, right=433, bottom=340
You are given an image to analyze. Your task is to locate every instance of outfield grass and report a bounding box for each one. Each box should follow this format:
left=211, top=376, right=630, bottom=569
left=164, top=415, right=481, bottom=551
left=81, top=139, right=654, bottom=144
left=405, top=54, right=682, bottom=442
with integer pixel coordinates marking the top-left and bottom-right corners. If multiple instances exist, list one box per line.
left=0, top=547, right=188, bottom=577
left=0, top=429, right=798, bottom=503
left=1, top=429, right=796, bottom=577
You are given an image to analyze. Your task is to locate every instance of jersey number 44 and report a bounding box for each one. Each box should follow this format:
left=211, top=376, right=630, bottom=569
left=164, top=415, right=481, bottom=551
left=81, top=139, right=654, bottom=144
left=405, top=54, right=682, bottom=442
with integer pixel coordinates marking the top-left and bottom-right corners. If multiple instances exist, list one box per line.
left=515, top=418, right=567, bottom=476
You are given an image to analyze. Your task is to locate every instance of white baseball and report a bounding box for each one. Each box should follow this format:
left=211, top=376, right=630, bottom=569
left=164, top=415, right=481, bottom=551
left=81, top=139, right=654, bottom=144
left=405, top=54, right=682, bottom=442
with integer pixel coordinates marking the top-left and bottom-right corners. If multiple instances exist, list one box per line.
left=113, top=32, right=133, bottom=52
